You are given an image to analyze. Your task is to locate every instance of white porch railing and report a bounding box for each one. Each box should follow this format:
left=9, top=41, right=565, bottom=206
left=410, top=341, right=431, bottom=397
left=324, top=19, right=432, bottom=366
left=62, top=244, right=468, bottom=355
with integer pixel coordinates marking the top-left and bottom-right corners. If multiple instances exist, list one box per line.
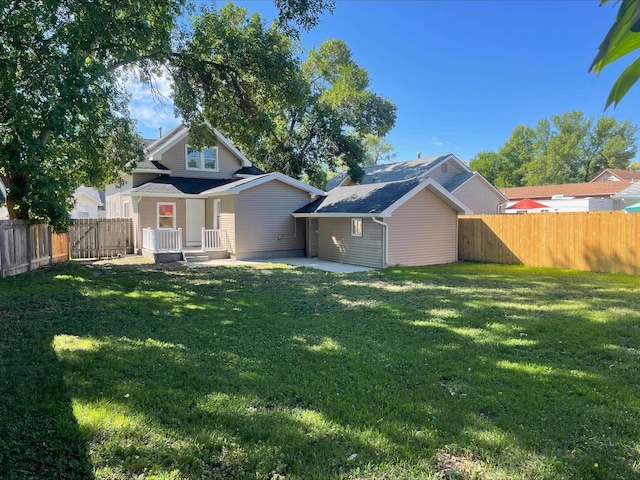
left=142, top=228, right=182, bottom=253
left=202, top=228, right=228, bottom=251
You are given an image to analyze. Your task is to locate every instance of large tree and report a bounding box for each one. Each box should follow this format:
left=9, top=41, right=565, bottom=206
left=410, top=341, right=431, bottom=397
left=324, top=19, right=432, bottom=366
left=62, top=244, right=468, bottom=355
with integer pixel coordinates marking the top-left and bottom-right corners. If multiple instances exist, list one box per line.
left=0, top=0, right=334, bottom=229
left=172, top=7, right=396, bottom=187
left=470, top=111, right=638, bottom=187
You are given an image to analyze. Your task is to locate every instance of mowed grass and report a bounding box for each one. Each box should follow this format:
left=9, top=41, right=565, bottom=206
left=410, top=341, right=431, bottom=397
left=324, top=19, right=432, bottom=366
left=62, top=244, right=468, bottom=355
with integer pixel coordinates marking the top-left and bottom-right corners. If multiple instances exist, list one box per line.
left=1, top=260, right=639, bottom=479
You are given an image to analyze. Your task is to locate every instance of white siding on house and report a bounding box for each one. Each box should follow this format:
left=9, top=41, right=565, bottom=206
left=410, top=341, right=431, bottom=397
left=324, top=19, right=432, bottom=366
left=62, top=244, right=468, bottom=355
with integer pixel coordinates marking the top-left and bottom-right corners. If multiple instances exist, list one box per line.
left=233, top=180, right=309, bottom=259
left=386, top=188, right=458, bottom=266
left=318, top=217, right=383, bottom=268
left=152, top=137, right=243, bottom=179
left=453, top=175, right=504, bottom=214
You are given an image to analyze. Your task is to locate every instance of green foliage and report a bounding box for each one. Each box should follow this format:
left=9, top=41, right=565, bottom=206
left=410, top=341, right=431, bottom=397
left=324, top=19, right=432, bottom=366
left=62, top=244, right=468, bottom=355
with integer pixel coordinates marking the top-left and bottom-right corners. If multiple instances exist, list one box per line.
left=591, top=0, right=640, bottom=108
left=0, top=0, right=186, bottom=229
left=362, top=133, right=397, bottom=167
left=0, top=0, right=334, bottom=229
left=173, top=10, right=397, bottom=187
left=470, top=111, right=638, bottom=187
left=2, top=261, right=640, bottom=478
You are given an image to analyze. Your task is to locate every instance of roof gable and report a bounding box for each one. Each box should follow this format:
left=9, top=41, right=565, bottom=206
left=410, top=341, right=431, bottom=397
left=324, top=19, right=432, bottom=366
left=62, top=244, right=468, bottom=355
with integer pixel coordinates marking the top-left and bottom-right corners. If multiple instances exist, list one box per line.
left=144, top=124, right=252, bottom=168
left=591, top=168, right=640, bottom=182
left=200, top=172, right=324, bottom=196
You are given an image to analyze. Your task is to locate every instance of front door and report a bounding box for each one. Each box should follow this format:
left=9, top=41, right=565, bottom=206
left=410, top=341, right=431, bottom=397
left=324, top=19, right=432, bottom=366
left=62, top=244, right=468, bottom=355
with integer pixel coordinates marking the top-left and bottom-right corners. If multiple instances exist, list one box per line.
left=307, top=218, right=318, bottom=257
left=186, top=199, right=205, bottom=247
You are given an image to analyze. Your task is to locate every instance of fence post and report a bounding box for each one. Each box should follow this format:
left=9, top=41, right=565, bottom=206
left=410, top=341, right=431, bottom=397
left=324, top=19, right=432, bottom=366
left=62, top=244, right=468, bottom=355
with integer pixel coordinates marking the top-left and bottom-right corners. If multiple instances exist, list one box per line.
left=26, top=222, right=32, bottom=272
left=48, top=225, right=53, bottom=267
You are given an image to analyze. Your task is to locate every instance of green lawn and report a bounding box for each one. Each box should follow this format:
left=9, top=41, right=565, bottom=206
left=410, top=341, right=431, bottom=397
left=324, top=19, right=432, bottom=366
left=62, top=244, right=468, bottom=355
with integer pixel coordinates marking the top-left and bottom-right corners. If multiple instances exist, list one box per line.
left=1, top=260, right=639, bottom=479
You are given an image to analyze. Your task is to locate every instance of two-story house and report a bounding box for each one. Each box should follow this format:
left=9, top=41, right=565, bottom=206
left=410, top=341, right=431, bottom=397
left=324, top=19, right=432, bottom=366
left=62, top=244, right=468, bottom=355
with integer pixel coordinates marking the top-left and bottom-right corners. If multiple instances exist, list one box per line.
left=105, top=124, right=323, bottom=261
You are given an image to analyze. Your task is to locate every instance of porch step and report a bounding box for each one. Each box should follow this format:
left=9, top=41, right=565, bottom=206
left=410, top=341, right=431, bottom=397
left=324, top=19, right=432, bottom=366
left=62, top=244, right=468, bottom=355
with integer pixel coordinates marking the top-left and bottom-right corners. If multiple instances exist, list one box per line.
left=183, top=254, right=210, bottom=263
left=183, top=250, right=231, bottom=263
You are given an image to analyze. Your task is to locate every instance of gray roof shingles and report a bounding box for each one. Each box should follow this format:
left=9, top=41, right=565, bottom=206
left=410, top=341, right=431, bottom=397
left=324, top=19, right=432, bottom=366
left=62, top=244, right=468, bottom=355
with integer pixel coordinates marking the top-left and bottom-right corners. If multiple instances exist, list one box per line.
left=134, top=159, right=171, bottom=172
left=325, top=155, right=451, bottom=191
left=296, top=179, right=421, bottom=215
left=132, top=177, right=240, bottom=195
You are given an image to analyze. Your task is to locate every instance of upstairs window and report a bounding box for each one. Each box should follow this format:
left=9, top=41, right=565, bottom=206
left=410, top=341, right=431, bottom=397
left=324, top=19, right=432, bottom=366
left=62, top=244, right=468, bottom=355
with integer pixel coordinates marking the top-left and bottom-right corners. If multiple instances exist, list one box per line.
left=186, top=146, right=218, bottom=171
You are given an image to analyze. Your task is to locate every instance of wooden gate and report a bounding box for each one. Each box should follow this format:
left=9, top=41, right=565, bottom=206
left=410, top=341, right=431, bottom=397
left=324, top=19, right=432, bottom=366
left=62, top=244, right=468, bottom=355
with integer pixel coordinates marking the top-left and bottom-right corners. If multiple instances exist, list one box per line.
left=69, top=218, right=133, bottom=259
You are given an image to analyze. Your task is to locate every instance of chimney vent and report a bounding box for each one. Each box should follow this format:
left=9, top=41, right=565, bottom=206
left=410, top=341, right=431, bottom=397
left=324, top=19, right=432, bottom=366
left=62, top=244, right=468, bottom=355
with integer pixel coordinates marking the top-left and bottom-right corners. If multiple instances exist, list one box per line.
left=417, top=151, right=421, bottom=159
left=158, top=127, right=163, bottom=138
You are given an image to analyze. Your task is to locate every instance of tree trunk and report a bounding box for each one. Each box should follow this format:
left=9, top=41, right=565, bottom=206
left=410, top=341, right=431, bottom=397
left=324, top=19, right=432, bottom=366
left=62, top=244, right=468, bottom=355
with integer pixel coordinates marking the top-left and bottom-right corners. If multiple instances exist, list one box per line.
left=5, top=173, right=29, bottom=220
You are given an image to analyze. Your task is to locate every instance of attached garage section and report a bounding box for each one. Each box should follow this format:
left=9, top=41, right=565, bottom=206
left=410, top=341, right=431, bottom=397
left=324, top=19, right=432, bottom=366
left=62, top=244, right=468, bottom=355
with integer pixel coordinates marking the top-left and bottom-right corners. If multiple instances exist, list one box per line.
left=317, top=217, right=383, bottom=268
left=386, top=188, right=458, bottom=266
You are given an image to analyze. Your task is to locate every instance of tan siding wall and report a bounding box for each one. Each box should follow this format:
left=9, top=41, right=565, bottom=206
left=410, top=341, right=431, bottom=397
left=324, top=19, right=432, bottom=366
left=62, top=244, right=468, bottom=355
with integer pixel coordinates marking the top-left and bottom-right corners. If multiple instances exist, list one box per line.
left=137, top=197, right=187, bottom=245
left=219, top=196, right=236, bottom=254
left=427, top=160, right=467, bottom=185
left=387, top=189, right=458, bottom=266
left=233, top=181, right=310, bottom=259
left=317, top=218, right=383, bottom=268
left=154, top=137, right=243, bottom=178
left=453, top=175, right=503, bottom=214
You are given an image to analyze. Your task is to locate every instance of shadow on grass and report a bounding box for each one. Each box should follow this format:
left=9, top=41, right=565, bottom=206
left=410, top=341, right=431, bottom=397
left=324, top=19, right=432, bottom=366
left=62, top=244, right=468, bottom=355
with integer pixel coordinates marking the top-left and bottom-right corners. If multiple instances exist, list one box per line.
left=1, top=261, right=640, bottom=478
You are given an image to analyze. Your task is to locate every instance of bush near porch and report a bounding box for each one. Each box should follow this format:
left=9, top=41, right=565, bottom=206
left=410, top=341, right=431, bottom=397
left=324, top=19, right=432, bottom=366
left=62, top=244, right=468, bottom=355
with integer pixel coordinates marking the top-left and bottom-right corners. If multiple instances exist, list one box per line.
left=1, top=261, right=639, bottom=479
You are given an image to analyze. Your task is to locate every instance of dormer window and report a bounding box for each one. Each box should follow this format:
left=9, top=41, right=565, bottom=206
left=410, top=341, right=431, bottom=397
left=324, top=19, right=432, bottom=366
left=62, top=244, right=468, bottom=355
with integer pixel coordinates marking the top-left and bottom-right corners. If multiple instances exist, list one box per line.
left=186, top=145, right=218, bottom=171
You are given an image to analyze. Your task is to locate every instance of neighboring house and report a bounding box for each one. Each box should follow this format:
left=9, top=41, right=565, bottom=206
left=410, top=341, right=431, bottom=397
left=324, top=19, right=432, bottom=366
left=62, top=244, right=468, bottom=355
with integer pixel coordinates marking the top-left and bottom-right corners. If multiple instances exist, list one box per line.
left=500, top=181, right=632, bottom=213
left=0, top=178, right=8, bottom=220
left=70, top=186, right=103, bottom=219
left=590, top=168, right=640, bottom=183
left=105, top=124, right=323, bottom=260
left=294, top=178, right=470, bottom=268
left=326, top=154, right=507, bottom=214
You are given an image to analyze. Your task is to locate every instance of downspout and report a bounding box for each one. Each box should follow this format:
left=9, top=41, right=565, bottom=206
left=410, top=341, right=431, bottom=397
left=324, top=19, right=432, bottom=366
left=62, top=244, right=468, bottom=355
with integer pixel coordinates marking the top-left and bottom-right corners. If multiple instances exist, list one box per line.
left=372, top=217, right=389, bottom=267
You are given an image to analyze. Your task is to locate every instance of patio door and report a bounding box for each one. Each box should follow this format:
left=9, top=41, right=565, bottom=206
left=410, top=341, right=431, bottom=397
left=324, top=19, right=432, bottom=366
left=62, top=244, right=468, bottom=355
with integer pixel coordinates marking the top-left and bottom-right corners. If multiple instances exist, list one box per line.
left=186, top=199, right=205, bottom=247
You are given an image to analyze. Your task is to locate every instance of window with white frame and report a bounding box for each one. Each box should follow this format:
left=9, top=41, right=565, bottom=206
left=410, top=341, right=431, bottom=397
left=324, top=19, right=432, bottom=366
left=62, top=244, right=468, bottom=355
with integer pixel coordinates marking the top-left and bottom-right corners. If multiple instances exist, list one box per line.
left=123, top=201, right=130, bottom=219
left=186, top=145, right=218, bottom=171
left=351, top=218, right=363, bottom=237
left=157, top=203, right=176, bottom=229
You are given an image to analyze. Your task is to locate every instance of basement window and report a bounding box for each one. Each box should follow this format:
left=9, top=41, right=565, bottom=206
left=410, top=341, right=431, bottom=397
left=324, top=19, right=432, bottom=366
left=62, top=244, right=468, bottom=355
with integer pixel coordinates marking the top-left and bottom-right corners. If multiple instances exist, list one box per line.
left=351, top=218, right=363, bottom=237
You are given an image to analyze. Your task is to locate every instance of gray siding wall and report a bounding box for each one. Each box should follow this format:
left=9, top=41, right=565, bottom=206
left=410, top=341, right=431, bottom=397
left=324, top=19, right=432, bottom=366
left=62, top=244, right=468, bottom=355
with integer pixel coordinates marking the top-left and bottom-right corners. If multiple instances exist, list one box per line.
left=233, top=181, right=309, bottom=259
left=153, top=137, right=244, bottom=178
left=317, top=217, right=383, bottom=268
left=386, top=188, right=458, bottom=266
left=453, top=175, right=504, bottom=214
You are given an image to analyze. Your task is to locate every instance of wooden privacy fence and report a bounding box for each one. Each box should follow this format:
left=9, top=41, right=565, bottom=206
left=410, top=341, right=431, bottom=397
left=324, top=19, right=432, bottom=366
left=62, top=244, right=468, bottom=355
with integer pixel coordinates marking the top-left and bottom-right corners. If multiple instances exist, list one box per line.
left=0, top=220, right=69, bottom=278
left=69, top=218, right=133, bottom=259
left=459, top=211, right=640, bottom=275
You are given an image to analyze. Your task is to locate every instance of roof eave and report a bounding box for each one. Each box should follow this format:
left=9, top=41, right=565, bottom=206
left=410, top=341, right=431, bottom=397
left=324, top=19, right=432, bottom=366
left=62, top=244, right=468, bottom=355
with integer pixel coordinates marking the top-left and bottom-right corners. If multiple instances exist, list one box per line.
left=292, top=212, right=382, bottom=218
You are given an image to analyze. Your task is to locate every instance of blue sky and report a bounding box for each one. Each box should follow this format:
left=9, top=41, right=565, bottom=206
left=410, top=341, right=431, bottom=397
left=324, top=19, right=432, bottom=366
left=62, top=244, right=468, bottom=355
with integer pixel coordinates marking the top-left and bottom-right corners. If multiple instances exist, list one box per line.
left=131, top=0, right=640, bottom=163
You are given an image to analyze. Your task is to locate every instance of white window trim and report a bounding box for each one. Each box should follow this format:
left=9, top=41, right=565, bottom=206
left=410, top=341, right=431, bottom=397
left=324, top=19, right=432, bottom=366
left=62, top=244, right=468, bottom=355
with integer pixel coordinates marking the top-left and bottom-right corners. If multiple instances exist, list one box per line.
left=157, top=202, right=177, bottom=229
left=351, top=218, right=363, bottom=237
left=123, top=200, right=130, bottom=219
left=185, top=145, right=219, bottom=172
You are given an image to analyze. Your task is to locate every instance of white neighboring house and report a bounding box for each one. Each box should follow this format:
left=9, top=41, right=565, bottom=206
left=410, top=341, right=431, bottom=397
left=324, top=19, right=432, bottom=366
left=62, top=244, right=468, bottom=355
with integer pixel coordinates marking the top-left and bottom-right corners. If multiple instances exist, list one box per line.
left=0, top=178, right=7, bottom=220
left=71, top=186, right=103, bottom=219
